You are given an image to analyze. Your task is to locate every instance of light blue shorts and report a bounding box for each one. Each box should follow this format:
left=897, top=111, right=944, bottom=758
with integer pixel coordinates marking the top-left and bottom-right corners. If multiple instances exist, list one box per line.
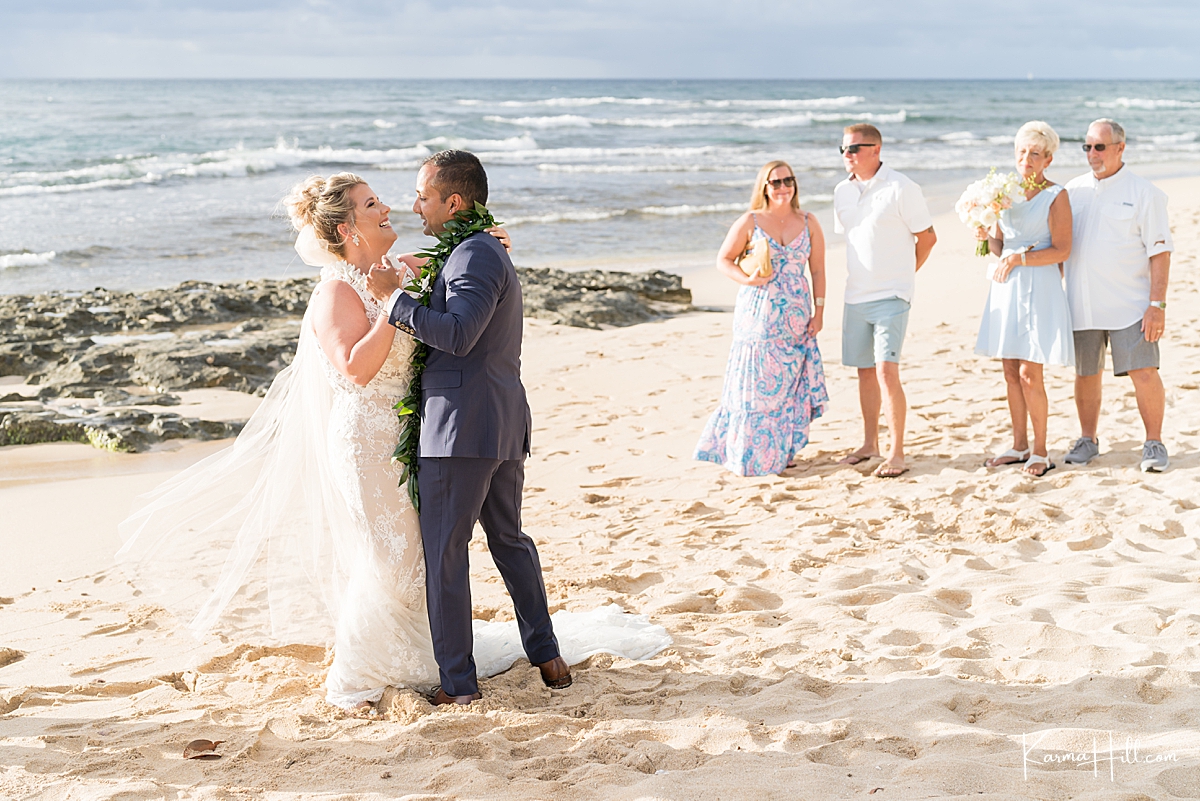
left=842, top=297, right=911, bottom=368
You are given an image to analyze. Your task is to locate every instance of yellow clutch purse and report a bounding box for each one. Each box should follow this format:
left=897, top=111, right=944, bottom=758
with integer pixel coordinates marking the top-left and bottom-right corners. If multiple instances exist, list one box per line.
left=737, top=237, right=772, bottom=279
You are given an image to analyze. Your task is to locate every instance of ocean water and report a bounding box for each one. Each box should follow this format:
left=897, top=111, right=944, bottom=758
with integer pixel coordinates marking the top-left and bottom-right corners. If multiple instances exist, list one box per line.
left=2, top=79, right=1199, bottom=295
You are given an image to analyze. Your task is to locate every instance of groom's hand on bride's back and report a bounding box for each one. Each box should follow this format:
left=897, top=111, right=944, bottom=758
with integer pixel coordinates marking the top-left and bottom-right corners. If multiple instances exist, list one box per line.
left=367, top=263, right=403, bottom=303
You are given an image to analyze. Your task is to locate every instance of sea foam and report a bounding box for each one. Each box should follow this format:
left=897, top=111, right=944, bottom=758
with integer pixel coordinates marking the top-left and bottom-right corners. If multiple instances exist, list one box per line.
left=461, top=95, right=867, bottom=111
left=420, top=134, right=538, bottom=151
left=1086, top=98, right=1200, bottom=110
left=0, top=140, right=437, bottom=196
left=483, top=115, right=593, bottom=129
left=0, top=251, right=56, bottom=269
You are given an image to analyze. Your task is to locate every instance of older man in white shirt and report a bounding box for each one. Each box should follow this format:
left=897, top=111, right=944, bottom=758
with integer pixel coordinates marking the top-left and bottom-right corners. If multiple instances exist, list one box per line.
left=1062, top=118, right=1174, bottom=472
left=833, top=123, right=937, bottom=478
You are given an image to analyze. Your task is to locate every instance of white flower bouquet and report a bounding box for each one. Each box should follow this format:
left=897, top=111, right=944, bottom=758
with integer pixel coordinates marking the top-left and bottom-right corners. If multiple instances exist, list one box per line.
left=955, top=168, right=1026, bottom=256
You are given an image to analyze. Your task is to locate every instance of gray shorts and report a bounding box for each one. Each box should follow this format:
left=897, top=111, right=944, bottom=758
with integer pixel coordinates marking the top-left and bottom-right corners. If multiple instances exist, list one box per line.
left=1074, top=321, right=1160, bottom=377
left=842, top=297, right=911, bottom=368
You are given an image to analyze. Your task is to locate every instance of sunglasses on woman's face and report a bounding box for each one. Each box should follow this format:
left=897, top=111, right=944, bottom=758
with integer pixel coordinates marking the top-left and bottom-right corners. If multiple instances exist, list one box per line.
left=1082, top=143, right=1114, bottom=152
left=766, top=176, right=796, bottom=189
left=839, top=143, right=878, bottom=155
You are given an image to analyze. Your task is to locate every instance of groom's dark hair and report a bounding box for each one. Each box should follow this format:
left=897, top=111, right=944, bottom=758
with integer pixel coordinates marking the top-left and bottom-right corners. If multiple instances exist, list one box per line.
left=425, top=150, right=488, bottom=207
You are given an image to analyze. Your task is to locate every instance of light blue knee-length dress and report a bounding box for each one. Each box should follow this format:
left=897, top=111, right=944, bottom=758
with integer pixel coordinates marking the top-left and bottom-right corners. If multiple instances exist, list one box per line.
left=974, top=185, right=1075, bottom=366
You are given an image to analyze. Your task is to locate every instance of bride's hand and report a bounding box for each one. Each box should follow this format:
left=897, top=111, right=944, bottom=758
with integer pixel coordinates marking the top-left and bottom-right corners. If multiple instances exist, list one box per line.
left=487, top=226, right=512, bottom=252
left=974, top=225, right=991, bottom=242
left=366, top=263, right=404, bottom=303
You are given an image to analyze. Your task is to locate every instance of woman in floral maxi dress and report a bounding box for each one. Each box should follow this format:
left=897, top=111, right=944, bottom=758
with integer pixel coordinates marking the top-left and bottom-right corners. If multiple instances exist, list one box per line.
left=695, top=160, right=829, bottom=476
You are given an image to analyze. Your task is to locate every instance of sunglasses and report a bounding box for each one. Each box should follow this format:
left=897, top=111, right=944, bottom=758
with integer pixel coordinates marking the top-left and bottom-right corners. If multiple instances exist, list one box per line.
left=839, top=143, right=878, bottom=155
left=766, top=176, right=797, bottom=189
left=1082, top=143, right=1118, bottom=152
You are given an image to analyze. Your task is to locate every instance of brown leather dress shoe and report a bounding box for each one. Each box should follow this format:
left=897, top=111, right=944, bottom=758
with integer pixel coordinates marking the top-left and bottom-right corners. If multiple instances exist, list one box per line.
left=534, top=656, right=572, bottom=689
left=431, top=688, right=482, bottom=706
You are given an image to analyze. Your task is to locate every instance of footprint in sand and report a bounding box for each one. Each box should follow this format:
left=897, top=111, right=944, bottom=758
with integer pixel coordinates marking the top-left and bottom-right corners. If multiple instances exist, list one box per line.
left=715, top=586, right=782, bottom=613
left=679, top=501, right=723, bottom=518
left=931, top=589, right=972, bottom=612
left=0, top=648, right=26, bottom=668
left=828, top=569, right=878, bottom=591
left=1066, top=533, right=1111, bottom=551
left=878, top=629, right=923, bottom=647
left=584, top=572, right=664, bottom=595
left=648, top=593, right=716, bottom=615
left=1157, top=765, right=1200, bottom=798
left=939, top=645, right=990, bottom=660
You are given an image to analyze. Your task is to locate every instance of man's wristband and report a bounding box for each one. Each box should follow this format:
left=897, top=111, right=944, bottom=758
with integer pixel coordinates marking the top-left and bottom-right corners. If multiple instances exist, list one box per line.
left=1149, top=300, right=1166, bottom=310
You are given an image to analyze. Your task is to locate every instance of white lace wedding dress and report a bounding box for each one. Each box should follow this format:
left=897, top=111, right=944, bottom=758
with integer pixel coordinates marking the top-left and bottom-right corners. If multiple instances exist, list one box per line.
left=117, top=262, right=670, bottom=708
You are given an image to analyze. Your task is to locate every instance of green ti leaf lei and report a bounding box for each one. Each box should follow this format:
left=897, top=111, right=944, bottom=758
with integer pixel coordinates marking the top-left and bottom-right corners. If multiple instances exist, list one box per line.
left=392, top=202, right=498, bottom=511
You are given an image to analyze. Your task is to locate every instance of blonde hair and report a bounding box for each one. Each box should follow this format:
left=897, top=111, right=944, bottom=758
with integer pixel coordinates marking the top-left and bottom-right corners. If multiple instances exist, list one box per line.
left=843, top=123, right=882, bottom=143
left=283, top=172, right=366, bottom=257
left=750, top=160, right=800, bottom=212
left=1014, top=121, right=1060, bottom=156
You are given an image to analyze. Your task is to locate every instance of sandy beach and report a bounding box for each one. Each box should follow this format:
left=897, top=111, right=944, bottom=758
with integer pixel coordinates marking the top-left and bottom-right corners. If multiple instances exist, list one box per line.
left=2, top=175, right=1199, bottom=800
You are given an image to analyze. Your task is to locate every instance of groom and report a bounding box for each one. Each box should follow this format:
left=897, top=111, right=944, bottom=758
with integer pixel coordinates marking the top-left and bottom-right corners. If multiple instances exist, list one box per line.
left=366, top=150, right=569, bottom=704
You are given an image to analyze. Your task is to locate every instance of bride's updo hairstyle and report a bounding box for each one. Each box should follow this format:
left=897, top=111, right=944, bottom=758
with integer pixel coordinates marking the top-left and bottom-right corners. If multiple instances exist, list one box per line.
left=284, top=172, right=366, bottom=256
left=1014, top=121, right=1060, bottom=156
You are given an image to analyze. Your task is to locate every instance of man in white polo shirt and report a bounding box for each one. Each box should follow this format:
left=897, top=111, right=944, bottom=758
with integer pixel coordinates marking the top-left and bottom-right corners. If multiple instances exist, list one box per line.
left=833, top=123, right=937, bottom=478
left=1062, top=118, right=1174, bottom=472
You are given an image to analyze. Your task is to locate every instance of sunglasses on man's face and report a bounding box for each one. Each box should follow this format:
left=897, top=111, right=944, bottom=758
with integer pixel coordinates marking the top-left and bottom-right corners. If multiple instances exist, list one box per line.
left=839, top=143, right=878, bottom=155
left=1082, top=143, right=1117, bottom=152
left=766, top=176, right=796, bottom=189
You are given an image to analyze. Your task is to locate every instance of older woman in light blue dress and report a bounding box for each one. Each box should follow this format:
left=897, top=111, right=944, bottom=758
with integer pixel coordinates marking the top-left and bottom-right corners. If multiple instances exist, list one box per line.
left=975, top=121, right=1074, bottom=477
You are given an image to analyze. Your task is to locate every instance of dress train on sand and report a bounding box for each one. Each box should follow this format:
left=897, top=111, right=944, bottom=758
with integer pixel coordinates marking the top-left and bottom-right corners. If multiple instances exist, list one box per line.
left=117, top=261, right=670, bottom=708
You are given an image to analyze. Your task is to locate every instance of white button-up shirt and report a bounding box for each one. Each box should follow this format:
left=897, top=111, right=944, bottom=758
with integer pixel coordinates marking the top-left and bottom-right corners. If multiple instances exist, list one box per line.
left=833, top=164, right=933, bottom=305
left=1064, top=167, right=1173, bottom=331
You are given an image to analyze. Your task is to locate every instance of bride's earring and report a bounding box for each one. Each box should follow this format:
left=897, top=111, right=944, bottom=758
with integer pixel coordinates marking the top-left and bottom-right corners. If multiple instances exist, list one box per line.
left=352, top=233, right=361, bottom=246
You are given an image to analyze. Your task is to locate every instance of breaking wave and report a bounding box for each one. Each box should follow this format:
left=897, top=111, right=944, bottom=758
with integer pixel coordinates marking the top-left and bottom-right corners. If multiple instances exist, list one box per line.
left=0, top=251, right=57, bottom=270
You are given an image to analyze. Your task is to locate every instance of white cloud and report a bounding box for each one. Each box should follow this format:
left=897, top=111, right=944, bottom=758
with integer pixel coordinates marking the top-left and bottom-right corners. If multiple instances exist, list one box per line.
left=1, top=0, right=1199, bottom=78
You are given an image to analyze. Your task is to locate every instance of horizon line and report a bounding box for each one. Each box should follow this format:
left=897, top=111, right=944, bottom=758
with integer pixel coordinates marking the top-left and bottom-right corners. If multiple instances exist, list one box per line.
left=3, top=76, right=1200, bottom=82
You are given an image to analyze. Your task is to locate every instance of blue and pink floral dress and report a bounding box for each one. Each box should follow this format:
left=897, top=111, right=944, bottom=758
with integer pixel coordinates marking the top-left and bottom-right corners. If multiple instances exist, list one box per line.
left=695, top=216, right=828, bottom=476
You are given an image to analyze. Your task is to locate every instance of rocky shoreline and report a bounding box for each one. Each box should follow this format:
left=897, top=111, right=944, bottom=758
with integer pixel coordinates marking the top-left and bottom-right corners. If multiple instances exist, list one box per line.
left=0, top=268, right=692, bottom=451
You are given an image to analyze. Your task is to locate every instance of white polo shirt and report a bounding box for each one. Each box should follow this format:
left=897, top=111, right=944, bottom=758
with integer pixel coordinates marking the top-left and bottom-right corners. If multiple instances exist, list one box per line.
left=833, top=164, right=933, bottom=305
left=1064, top=166, right=1173, bottom=331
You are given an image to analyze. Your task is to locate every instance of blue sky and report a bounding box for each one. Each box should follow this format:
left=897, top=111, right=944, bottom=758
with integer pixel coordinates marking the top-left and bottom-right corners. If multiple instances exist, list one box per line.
left=2, top=0, right=1199, bottom=79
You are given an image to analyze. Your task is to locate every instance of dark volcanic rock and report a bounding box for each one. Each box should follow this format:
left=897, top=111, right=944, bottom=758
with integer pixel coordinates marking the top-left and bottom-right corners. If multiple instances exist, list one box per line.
left=0, top=408, right=243, bottom=452
left=516, top=267, right=691, bottom=329
left=0, top=278, right=313, bottom=340
left=0, top=267, right=691, bottom=449
left=25, top=325, right=299, bottom=397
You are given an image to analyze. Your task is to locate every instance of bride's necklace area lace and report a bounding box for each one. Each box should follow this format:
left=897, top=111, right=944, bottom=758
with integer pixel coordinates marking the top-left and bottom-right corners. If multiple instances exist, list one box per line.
left=322, top=261, right=373, bottom=298
left=393, top=203, right=499, bottom=510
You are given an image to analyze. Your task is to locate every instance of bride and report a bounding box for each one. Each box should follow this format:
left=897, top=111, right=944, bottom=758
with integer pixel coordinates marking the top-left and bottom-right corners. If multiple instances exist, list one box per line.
left=116, top=172, right=670, bottom=710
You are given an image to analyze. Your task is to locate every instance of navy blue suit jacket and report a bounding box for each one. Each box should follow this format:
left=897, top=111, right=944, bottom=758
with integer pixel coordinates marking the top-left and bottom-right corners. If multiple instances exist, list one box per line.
left=388, top=233, right=531, bottom=459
